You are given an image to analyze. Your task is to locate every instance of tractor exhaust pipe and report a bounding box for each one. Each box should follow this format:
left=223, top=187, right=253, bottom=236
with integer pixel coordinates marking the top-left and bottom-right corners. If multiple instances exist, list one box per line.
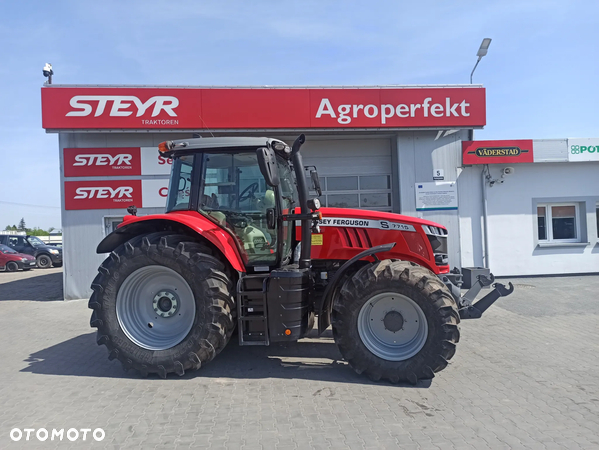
left=291, top=134, right=311, bottom=269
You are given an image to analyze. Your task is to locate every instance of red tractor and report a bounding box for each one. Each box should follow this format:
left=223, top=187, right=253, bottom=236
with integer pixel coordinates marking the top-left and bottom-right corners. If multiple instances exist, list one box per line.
left=90, top=135, right=512, bottom=383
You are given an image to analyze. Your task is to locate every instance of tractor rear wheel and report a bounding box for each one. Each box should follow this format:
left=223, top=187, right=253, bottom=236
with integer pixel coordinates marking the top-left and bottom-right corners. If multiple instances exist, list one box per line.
left=332, top=260, right=460, bottom=384
left=89, top=232, right=235, bottom=378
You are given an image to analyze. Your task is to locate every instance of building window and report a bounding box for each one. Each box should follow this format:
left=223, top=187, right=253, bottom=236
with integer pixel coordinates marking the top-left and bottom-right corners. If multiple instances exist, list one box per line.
left=537, top=204, right=580, bottom=243
left=308, top=174, right=393, bottom=212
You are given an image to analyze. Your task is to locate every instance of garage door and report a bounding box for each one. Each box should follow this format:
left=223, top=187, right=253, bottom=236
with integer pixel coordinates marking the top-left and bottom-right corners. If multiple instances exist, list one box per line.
left=300, top=138, right=394, bottom=212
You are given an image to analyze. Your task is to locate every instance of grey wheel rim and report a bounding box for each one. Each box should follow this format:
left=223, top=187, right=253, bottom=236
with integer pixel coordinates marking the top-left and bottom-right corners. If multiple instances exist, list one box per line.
left=357, top=292, right=428, bottom=361
left=6, top=262, right=18, bottom=272
left=116, top=266, right=196, bottom=351
left=38, top=256, right=51, bottom=268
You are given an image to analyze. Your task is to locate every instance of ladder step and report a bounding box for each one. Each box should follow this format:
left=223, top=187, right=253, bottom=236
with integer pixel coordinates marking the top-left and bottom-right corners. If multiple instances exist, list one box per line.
left=237, top=274, right=270, bottom=346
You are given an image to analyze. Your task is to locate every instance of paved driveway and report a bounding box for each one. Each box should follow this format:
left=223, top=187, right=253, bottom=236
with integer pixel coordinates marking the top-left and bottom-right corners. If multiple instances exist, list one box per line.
left=0, top=268, right=598, bottom=449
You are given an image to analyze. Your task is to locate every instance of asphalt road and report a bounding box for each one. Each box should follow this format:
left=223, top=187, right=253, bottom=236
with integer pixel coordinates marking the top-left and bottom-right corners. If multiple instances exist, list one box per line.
left=0, top=267, right=598, bottom=449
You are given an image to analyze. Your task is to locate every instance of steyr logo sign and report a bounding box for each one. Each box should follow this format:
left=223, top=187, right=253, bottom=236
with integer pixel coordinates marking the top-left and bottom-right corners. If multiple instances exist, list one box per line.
left=73, top=186, right=133, bottom=200
left=66, top=96, right=178, bottom=117
left=73, top=154, right=132, bottom=167
left=64, top=180, right=142, bottom=210
left=568, top=138, right=599, bottom=162
left=64, top=148, right=142, bottom=177
left=65, top=180, right=167, bottom=210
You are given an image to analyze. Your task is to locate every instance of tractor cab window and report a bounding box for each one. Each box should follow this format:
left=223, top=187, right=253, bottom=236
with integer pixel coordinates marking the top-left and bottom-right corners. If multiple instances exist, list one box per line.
left=167, top=155, right=194, bottom=211
left=199, top=152, right=276, bottom=266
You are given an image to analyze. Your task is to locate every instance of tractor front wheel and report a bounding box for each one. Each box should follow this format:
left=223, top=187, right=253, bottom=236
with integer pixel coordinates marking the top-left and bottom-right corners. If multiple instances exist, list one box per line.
left=332, top=260, right=460, bottom=384
left=89, top=233, right=235, bottom=378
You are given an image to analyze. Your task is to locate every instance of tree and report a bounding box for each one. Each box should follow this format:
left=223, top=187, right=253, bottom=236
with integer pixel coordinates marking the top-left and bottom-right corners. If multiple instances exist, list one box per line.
left=48, top=227, right=55, bottom=234
left=28, top=228, right=50, bottom=236
left=18, top=218, right=26, bottom=231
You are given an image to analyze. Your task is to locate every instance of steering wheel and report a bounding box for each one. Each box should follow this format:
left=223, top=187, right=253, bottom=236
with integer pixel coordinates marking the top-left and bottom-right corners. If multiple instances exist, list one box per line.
left=239, top=182, right=259, bottom=203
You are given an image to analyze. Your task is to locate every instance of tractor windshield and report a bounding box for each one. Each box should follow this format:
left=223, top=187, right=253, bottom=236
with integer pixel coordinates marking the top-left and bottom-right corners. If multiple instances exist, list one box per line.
left=199, top=152, right=278, bottom=266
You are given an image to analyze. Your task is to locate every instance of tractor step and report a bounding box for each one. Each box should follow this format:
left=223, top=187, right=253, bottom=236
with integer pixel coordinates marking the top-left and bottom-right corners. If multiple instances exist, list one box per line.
left=237, top=274, right=270, bottom=346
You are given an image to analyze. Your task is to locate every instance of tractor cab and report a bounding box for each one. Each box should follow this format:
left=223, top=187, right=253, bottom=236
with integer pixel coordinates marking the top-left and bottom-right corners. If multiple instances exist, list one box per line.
left=161, top=137, right=311, bottom=271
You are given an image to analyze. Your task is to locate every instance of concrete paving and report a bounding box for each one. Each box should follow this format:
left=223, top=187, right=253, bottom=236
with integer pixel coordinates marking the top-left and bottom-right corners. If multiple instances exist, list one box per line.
left=0, top=268, right=598, bottom=449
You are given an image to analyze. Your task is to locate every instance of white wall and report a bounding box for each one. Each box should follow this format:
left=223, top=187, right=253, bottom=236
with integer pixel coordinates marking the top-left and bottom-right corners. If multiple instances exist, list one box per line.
left=457, top=165, right=485, bottom=269
left=397, top=130, right=469, bottom=269
left=484, top=162, right=599, bottom=276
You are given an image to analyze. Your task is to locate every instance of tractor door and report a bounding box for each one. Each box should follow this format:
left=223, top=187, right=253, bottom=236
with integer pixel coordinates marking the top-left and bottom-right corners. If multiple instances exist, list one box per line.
left=196, top=152, right=286, bottom=268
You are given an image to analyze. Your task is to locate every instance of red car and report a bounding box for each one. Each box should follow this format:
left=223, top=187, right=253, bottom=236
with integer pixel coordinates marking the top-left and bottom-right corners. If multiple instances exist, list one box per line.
left=0, top=244, right=36, bottom=272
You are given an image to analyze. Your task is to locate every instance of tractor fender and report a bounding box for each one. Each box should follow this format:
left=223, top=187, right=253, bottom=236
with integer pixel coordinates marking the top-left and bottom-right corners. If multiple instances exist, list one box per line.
left=317, top=242, right=396, bottom=335
left=96, top=213, right=246, bottom=273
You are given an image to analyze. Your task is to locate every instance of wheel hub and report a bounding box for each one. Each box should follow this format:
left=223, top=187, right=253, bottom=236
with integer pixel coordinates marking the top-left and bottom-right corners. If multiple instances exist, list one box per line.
left=383, top=310, right=404, bottom=333
left=357, top=292, right=428, bottom=362
left=153, top=291, right=179, bottom=318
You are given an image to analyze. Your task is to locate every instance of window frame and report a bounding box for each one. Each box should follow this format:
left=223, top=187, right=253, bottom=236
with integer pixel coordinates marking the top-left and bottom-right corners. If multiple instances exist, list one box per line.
left=308, top=173, right=393, bottom=212
left=537, top=202, right=581, bottom=244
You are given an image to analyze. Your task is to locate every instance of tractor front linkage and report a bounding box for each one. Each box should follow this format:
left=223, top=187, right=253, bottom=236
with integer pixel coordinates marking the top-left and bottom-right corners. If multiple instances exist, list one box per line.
left=440, top=269, right=514, bottom=320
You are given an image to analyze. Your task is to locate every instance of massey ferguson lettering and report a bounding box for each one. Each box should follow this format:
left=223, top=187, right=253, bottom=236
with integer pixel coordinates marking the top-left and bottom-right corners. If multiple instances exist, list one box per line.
left=74, top=186, right=133, bottom=201
left=315, top=97, right=471, bottom=125
left=319, top=217, right=416, bottom=232
left=66, top=96, right=179, bottom=118
left=73, top=154, right=132, bottom=168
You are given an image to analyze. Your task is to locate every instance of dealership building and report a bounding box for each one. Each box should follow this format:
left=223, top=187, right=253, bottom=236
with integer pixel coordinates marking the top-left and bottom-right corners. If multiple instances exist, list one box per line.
left=40, top=85, right=599, bottom=300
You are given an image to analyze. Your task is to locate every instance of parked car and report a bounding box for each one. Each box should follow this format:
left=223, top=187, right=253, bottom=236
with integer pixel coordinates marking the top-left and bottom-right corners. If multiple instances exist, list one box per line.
left=0, top=244, right=36, bottom=272
left=0, top=235, right=62, bottom=268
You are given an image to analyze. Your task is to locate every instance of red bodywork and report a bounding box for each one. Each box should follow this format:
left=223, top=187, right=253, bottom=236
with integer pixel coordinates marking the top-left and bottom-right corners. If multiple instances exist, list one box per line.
left=115, top=208, right=448, bottom=275
left=115, top=212, right=247, bottom=273
left=303, top=208, right=449, bottom=275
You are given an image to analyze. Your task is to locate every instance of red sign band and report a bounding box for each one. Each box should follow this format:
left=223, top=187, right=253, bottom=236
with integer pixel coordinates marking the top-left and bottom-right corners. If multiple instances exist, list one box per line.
left=43, top=87, right=486, bottom=130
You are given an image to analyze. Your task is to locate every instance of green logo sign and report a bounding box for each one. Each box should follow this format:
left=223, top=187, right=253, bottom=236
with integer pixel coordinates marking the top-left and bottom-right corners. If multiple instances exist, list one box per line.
left=570, top=144, right=599, bottom=155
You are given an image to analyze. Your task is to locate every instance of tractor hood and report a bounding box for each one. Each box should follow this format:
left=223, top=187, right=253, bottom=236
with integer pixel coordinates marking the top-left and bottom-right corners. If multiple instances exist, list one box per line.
left=316, top=207, right=447, bottom=231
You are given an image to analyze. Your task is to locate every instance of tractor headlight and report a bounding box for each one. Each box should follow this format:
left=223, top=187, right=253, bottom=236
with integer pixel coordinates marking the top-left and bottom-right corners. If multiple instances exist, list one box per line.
left=307, top=198, right=321, bottom=210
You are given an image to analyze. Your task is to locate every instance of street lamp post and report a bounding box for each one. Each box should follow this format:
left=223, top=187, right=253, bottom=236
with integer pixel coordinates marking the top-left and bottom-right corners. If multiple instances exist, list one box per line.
left=470, top=38, right=492, bottom=84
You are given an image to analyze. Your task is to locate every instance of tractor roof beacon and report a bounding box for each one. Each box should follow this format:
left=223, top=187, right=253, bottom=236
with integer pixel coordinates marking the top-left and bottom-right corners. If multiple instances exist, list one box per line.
left=90, top=135, right=513, bottom=383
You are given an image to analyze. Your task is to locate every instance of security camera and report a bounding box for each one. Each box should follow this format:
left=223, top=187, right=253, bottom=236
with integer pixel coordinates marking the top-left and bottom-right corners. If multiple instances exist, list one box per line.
left=43, top=63, right=53, bottom=78
left=502, top=167, right=515, bottom=177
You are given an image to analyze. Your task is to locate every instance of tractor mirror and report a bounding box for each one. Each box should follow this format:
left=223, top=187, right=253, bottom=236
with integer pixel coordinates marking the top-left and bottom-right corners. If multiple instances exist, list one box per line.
left=310, top=169, right=322, bottom=196
left=256, top=147, right=280, bottom=187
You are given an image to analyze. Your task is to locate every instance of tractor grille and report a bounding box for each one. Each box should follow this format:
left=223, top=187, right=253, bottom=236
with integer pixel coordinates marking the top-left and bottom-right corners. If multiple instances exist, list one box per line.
left=338, top=227, right=372, bottom=249
left=422, top=225, right=448, bottom=266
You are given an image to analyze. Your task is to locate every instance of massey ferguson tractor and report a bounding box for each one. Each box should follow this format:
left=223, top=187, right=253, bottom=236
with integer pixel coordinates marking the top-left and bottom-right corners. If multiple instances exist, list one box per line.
left=89, top=135, right=513, bottom=383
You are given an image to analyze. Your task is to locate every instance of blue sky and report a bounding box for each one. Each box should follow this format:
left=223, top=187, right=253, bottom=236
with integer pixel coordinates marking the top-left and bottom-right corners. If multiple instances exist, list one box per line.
left=0, top=0, right=597, bottom=229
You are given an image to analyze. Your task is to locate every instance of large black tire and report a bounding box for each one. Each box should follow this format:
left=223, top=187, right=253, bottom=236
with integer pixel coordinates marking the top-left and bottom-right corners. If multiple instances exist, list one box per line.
left=332, top=260, right=460, bottom=384
left=89, top=232, right=235, bottom=378
left=36, top=254, right=53, bottom=269
left=6, top=261, right=19, bottom=272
